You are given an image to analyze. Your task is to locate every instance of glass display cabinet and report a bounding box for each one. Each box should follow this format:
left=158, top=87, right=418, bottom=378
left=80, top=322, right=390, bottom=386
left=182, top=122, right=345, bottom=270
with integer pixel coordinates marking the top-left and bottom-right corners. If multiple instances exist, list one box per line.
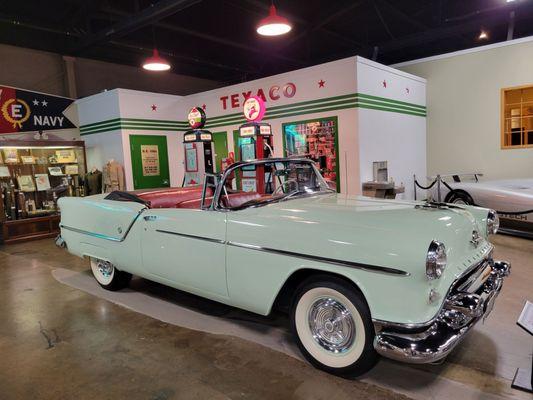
left=282, top=117, right=339, bottom=192
left=0, top=140, right=87, bottom=244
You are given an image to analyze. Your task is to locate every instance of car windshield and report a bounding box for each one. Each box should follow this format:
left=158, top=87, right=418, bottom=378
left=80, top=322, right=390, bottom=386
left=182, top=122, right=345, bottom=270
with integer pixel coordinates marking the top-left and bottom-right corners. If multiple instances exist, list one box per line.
left=218, top=159, right=334, bottom=210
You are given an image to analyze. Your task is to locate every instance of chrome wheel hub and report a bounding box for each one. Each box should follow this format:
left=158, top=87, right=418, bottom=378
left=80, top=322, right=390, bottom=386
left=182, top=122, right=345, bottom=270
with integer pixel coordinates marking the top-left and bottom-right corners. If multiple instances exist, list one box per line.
left=308, top=297, right=355, bottom=353
left=97, top=260, right=113, bottom=278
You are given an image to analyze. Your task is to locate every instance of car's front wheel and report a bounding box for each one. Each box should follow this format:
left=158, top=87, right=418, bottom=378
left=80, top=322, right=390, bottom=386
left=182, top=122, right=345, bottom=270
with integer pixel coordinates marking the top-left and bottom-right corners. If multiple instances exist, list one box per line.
left=90, top=257, right=131, bottom=291
left=290, top=276, right=378, bottom=377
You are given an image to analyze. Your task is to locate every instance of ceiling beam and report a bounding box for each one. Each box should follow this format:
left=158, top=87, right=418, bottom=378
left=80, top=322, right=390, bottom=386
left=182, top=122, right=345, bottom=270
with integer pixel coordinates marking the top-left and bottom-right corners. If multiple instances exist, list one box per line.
left=0, top=14, right=252, bottom=79
left=236, top=0, right=366, bottom=48
left=76, top=0, right=201, bottom=52
left=372, top=2, right=395, bottom=40
left=107, top=40, right=256, bottom=75
left=378, top=6, right=533, bottom=54
left=98, top=7, right=305, bottom=66
left=376, top=0, right=429, bottom=31
left=281, top=1, right=364, bottom=48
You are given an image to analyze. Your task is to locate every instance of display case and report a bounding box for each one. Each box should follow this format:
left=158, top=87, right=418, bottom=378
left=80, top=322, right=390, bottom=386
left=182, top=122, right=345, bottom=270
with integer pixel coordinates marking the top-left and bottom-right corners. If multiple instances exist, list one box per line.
left=282, top=116, right=339, bottom=191
left=0, top=140, right=87, bottom=244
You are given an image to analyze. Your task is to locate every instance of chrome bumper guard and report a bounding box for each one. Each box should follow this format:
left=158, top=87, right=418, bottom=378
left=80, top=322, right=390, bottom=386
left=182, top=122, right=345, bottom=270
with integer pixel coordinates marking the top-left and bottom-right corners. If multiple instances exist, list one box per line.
left=374, top=260, right=511, bottom=364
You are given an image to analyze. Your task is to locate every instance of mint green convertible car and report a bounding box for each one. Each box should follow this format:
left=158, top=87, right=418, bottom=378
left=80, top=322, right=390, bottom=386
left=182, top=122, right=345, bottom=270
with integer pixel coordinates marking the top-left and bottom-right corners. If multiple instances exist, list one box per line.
left=57, top=158, right=510, bottom=377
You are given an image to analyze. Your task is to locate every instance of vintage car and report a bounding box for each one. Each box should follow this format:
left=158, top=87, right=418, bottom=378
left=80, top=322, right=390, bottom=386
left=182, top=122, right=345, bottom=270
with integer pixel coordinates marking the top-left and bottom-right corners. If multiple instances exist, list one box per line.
left=57, top=158, right=510, bottom=377
left=431, top=173, right=533, bottom=239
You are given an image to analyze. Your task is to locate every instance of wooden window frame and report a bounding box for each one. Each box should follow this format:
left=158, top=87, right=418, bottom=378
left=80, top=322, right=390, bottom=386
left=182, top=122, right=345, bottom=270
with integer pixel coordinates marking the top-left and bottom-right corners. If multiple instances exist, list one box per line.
left=501, top=84, right=533, bottom=150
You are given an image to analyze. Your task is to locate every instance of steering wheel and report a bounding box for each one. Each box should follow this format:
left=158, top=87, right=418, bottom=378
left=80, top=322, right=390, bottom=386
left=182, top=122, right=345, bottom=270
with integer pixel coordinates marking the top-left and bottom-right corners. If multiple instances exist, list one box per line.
left=273, top=179, right=298, bottom=195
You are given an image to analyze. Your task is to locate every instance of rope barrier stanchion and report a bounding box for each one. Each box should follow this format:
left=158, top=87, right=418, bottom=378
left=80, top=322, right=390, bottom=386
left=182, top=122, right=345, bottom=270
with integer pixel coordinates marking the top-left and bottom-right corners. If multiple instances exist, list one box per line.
left=442, top=181, right=454, bottom=192
left=413, top=175, right=533, bottom=215
left=414, top=178, right=438, bottom=190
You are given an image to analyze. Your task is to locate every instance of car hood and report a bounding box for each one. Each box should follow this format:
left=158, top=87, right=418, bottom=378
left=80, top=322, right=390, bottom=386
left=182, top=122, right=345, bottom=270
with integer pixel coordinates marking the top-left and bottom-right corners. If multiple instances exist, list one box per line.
left=233, top=193, right=491, bottom=281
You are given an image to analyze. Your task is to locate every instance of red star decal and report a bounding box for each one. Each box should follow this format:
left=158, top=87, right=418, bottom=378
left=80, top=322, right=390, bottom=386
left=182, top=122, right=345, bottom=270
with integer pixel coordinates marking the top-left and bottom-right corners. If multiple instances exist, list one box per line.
left=202, top=104, right=207, bottom=110
left=151, top=104, right=157, bottom=111
left=318, top=79, right=325, bottom=88
left=406, top=88, right=410, bottom=94
left=382, top=80, right=387, bottom=88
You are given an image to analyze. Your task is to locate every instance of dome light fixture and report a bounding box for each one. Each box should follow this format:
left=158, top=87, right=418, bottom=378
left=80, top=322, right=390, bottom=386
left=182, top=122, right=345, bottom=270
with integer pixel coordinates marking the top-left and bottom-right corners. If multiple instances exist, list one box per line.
left=142, top=49, right=171, bottom=71
left=478, top=30, right=489, bottom=40
left=257, top=4, right=292, bottom=36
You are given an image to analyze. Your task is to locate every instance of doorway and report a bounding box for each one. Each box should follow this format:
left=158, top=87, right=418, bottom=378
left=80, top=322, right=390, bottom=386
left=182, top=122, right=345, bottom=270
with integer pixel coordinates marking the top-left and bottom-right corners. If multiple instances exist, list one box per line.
left=212, top=131, right=228, bottom=173
left=129, top=134, right=170, bottom=189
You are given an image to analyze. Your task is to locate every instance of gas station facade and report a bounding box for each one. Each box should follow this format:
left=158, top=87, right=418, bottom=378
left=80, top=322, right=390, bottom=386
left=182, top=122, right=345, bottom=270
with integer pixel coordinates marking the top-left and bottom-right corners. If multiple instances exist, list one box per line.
left=75, top=56, right=427, bottom=198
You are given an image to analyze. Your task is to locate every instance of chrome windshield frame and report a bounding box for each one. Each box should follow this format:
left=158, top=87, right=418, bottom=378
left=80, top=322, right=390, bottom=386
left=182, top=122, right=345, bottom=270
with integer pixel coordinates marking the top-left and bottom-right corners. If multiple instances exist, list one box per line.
left=210, top=157, right=332, bottom=212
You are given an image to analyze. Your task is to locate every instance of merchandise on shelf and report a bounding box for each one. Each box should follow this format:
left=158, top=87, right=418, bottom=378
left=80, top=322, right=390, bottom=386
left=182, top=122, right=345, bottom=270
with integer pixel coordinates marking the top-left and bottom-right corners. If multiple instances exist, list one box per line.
left=0, top=140, right=87, bottom=243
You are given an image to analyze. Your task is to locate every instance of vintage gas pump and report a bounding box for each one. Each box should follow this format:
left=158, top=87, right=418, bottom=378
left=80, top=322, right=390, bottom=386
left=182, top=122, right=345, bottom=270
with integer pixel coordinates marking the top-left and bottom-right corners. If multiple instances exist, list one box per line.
left=182, top=107, right=215, bottom=186
left=237, top=96, right=273, bottom=194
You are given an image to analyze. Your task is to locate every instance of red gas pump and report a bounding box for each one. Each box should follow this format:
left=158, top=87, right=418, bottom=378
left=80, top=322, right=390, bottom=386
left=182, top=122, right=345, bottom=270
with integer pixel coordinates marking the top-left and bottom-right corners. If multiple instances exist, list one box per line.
left=237, top=96, right=273, bottom=194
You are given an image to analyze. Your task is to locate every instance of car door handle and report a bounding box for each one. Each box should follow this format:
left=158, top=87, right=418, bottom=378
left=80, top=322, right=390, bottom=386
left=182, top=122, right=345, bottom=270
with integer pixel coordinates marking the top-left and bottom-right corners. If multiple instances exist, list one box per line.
left=143, top=215, right=157, bottom=221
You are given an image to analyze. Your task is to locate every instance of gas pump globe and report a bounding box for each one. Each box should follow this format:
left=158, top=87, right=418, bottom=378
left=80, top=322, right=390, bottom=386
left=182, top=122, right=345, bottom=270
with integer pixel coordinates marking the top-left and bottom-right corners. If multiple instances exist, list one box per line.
left=237, top=96, right=274, bottom=194
left=182, top=107, right=215, bottom=186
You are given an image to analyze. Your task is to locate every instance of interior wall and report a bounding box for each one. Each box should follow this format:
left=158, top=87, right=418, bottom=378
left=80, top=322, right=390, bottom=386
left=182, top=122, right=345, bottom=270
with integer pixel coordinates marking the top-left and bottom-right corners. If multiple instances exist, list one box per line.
left=84, top=131, right=124, bottom=173
left=356, top=58, right=427, bottom=200
left=0, top=44, right=67, bottom=96
left=74, top=58, right=221, bottom=98
left=397, top=37, right=533, bottom=180
left=0, top=43, right=221, bottom=99
left=0, top=129, right=80, bottom=141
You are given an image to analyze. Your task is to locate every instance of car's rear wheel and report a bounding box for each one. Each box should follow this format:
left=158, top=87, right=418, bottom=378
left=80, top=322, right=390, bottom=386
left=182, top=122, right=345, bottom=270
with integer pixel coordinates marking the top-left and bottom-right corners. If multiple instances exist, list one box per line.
left=290, top=276, right=378, bottom=377
left=446, top=190, right=474, bottom=205
left=90, top=257, right=131, bottom=291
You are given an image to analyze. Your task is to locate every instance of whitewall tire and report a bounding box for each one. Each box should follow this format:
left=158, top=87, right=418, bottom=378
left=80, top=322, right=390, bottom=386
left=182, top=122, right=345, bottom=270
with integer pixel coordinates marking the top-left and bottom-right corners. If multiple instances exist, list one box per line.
left=90, top=257, right=131, bottom=291
left=290, top=276, right=378, bottom=377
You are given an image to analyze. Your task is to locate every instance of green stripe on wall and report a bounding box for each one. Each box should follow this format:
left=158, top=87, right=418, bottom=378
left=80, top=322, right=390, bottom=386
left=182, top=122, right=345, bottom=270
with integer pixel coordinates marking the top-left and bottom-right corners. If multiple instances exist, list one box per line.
left=80, top=92, right=426, bottom=135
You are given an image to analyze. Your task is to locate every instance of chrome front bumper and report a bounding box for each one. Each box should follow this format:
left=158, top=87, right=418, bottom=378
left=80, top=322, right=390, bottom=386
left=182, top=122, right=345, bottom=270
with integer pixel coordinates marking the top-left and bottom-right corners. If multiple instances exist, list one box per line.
left=374, top=260, right=511, bottom=364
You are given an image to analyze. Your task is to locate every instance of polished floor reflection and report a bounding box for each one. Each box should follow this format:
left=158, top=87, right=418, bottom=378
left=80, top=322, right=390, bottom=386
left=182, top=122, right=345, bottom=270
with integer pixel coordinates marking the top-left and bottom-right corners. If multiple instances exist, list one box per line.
left=0, top=235, right=531, bottom=400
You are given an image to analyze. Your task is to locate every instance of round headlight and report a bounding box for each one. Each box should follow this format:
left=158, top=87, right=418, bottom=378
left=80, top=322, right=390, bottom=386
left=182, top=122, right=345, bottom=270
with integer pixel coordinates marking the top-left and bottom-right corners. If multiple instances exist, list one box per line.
left=426, top=240, right=447, bottom=280
left=487, top=209, right=499, bottom=235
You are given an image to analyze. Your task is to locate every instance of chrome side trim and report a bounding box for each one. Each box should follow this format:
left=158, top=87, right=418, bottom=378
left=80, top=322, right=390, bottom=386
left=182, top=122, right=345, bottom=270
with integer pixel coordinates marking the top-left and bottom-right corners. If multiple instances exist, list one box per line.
left=60, top=225, right=123, bottom=242
left=60, top=207, right=146, bottom=243
left=227, top=241, right=410, bottom=276
left=150, top=230, right=409, bottom=276
left=155, top=229, right=225, bottom=244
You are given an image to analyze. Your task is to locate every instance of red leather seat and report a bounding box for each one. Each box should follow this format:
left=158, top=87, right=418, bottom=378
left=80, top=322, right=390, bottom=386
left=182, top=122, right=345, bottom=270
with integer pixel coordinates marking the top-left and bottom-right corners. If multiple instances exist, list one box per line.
left=221, top=192, right=261, bottom=208
left=135, top=186, right=213, bottom=208
left=177, top=197, right=213, bottom=209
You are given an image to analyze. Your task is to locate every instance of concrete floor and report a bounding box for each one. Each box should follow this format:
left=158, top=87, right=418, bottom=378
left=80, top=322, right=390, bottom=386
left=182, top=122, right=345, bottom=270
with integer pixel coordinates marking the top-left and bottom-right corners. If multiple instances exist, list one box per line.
left=0, top=235, right=531, bottom=400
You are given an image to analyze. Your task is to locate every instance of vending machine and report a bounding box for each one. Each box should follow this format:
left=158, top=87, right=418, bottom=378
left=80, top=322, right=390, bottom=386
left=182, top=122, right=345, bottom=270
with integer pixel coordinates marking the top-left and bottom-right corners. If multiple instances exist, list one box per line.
left=182, top=107, right=215, bottom=186
left=237, top=96, right=273, bottom=193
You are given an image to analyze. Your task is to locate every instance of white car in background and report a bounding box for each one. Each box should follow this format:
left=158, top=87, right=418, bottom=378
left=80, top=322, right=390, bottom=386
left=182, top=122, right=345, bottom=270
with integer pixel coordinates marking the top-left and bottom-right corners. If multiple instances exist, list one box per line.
left=428, top=174, right=533, bottom=239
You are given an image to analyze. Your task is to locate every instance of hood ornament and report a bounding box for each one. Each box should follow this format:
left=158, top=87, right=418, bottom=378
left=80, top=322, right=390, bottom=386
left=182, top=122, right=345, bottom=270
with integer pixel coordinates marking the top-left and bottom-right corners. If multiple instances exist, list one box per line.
left=415, top=201, right=465, bottom=211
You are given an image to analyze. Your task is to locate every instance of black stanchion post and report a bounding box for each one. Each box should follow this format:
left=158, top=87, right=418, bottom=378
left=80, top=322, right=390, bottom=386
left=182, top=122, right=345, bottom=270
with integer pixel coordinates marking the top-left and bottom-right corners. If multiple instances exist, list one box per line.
left=437, top=175, right=441, bottom=202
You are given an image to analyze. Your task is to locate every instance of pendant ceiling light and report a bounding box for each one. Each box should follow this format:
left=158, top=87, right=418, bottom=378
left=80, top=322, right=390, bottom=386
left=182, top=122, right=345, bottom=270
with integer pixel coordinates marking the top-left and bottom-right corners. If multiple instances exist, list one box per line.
left=142, top=49, right=171, bottom=71
left=257, top=4, right=292, bottom=36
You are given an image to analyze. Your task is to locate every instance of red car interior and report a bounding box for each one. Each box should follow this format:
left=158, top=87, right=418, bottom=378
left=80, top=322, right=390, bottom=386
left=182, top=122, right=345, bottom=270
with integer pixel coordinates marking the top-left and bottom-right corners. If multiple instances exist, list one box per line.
left=134, top=186, right=263, bottom=209
left=135, top=186, right=212, bottom=208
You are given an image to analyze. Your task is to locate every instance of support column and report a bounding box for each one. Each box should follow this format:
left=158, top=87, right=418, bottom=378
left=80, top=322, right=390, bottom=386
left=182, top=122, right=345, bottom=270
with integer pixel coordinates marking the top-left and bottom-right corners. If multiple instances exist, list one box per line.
left=62, top=56, right=78, bottom=99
